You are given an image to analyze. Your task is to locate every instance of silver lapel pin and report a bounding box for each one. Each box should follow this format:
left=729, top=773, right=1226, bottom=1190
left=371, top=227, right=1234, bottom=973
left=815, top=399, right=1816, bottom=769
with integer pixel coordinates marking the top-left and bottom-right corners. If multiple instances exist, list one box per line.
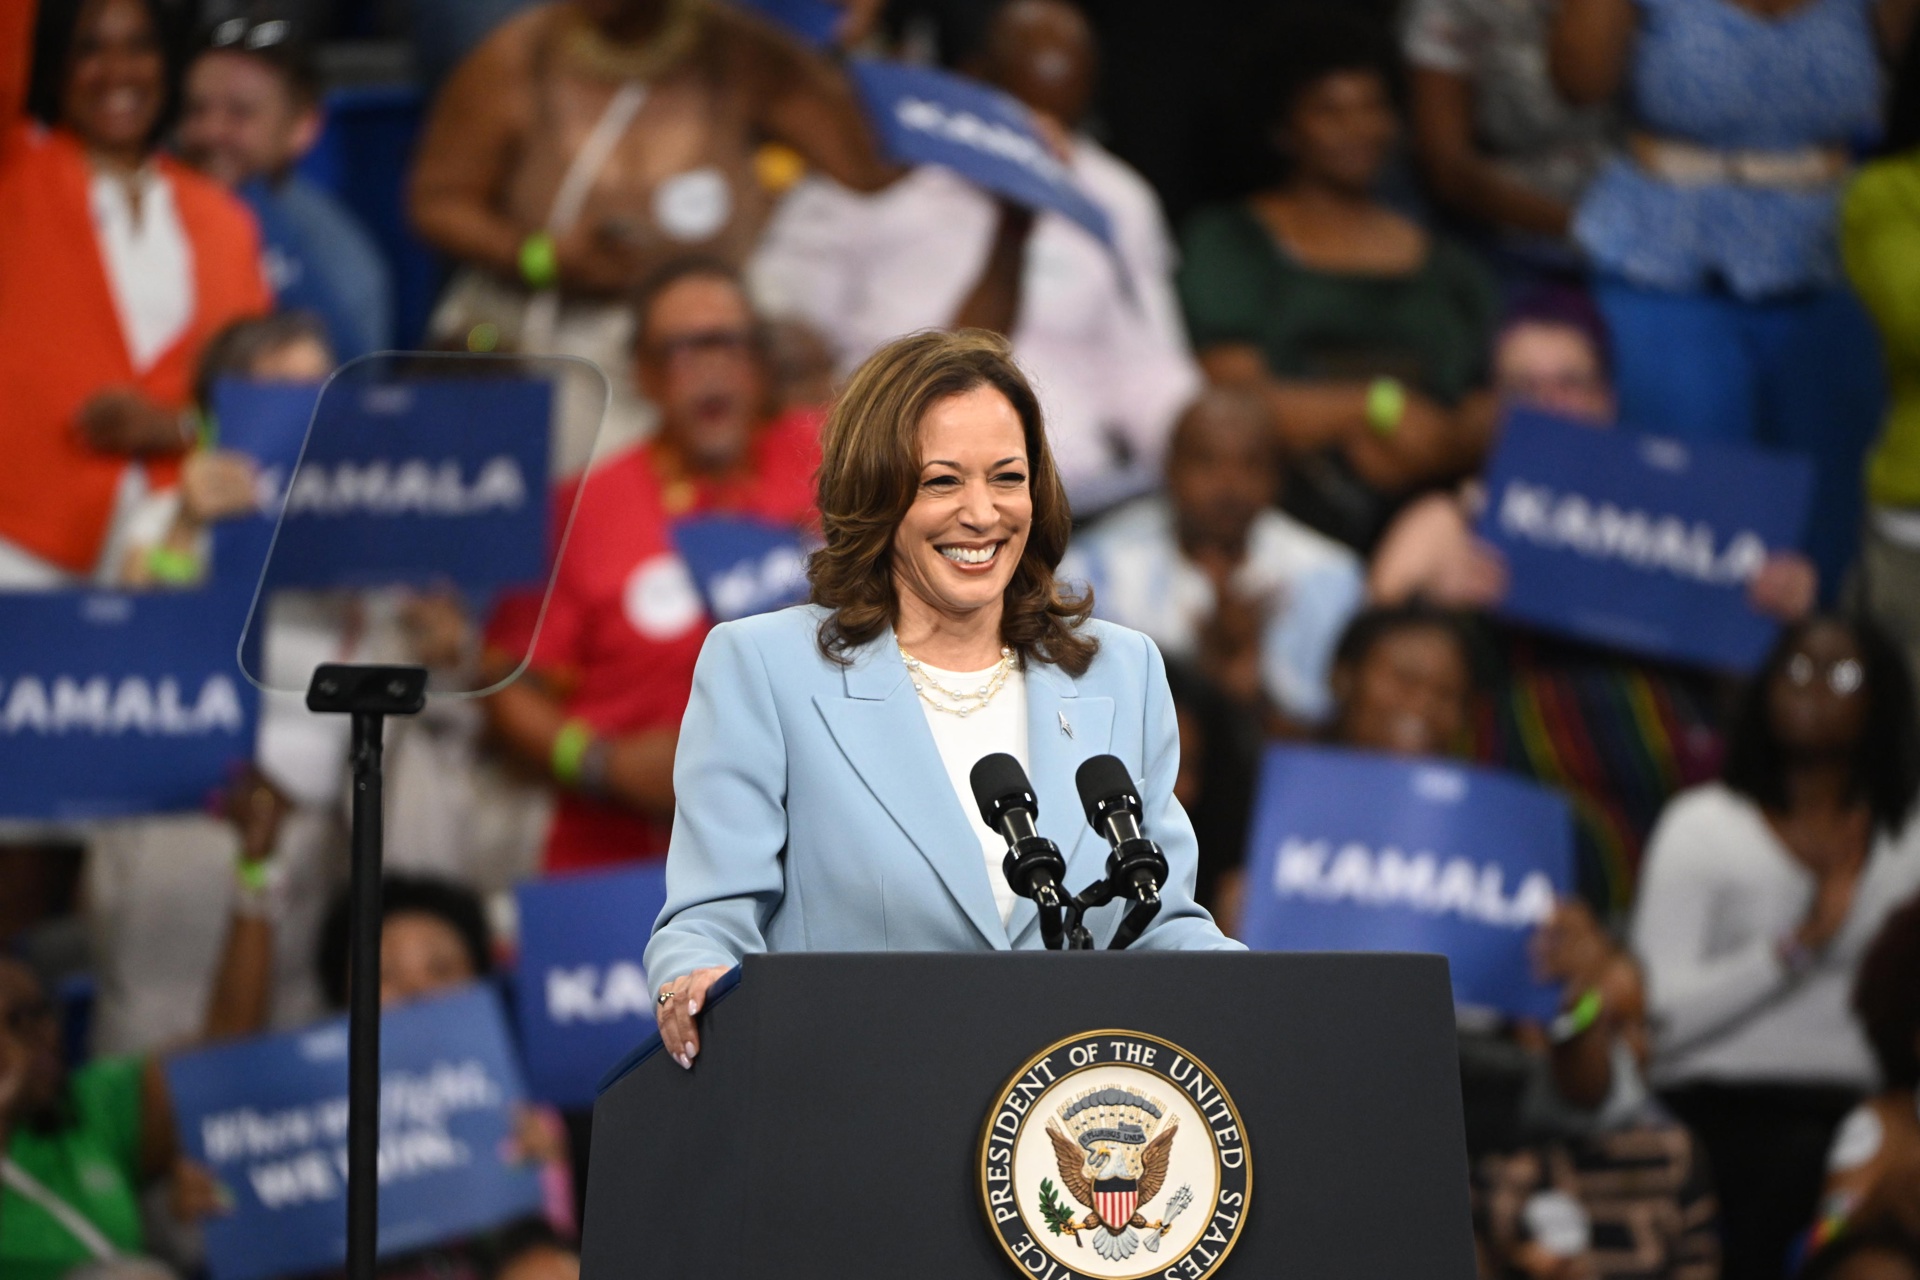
left=1058, top=711, right=1073, bottom=739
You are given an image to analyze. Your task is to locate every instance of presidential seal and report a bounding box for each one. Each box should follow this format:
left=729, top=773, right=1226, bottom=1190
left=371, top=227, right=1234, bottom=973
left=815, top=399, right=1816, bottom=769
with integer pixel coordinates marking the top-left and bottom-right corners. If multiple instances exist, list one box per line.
left=979, top=1030, right=1250, bottom=1280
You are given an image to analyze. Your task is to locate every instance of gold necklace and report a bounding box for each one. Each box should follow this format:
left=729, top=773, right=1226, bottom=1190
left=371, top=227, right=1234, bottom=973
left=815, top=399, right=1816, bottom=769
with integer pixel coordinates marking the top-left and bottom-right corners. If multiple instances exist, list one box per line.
left=562, top=0, right=706, bottom=84
left=900, top=645, right=1014, bottom=718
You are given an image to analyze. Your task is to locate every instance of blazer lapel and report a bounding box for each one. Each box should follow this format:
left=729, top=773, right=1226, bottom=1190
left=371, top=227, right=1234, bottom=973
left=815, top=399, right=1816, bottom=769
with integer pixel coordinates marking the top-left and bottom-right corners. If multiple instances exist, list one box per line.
left=811, top=628, right=1010, bottom=949
left=1005, top=660, right=1115, bottom=949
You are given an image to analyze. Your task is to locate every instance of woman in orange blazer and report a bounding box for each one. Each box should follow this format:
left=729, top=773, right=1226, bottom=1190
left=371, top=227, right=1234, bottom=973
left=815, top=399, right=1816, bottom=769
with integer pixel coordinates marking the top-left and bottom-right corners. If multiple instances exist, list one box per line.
left=0, top=0, right=270, bottom=583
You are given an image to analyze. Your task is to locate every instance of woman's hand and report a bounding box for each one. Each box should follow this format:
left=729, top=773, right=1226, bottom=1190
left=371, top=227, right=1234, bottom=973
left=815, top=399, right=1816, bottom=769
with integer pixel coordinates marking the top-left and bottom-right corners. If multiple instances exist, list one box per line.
left=1747, top=553, right=1818, bottom=623
left=1777, top=807, right=1873, bottom=953
left=168, top=1157, right=233, bottom=1221
left=503, top=1104, right=568, bottom=1166
left=400, top=589, right=474, bottom=671
left=655, top=966, right=733, bottom=1070
left=221, top=766, right=290, bottom=863
left=179, top=451, right=261, bottom=525
left=78, top=389, right=190, bottom=455
left=1532, top=900, right=1617, bottom=996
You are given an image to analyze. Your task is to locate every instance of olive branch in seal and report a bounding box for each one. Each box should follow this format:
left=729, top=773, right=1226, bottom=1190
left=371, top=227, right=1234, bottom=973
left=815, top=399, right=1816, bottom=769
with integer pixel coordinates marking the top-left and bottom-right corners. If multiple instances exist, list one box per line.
left=1038, top=1178, right=1078, bottom=1236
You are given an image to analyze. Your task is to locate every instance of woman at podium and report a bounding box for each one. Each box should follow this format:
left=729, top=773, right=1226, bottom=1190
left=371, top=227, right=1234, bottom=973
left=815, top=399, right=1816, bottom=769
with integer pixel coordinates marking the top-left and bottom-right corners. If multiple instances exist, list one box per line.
left=646, top=329, right=1241, bottom=1067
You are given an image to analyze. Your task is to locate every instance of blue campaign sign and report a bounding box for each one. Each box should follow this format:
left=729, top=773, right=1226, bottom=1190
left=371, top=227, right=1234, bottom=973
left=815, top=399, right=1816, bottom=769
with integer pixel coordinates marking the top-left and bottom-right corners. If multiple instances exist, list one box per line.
left=1477, top=409, right=1815, bottom=671
left=670, top=515, right=812, bottom=623
left=851, top=60, right=1114, bottom=247
left=211, top=378, right=318, bottom=486
left=221, top=376, right=553, bottom=605
left=1237, top=746, right=1574, bottom=1021
left=165, top=985, right=543, bottom=1280
left=0, top=583, right=262, bottom=819
left=513, top=864, right=671, bottom=1108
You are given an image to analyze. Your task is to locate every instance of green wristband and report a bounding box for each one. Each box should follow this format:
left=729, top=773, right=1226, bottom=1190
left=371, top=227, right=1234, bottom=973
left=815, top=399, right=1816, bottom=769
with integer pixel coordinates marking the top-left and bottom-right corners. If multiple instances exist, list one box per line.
left=146, top=543, right=203, bottom=585
left=519, top=230, right=559, bottom=290
left=236, top=858, right=273, bottom=892
left=551, top=718, right=597, bottom=788
left=1548, top=987, right=1605, bottom=1045
left=1365, top=376, right=1407, bottom=438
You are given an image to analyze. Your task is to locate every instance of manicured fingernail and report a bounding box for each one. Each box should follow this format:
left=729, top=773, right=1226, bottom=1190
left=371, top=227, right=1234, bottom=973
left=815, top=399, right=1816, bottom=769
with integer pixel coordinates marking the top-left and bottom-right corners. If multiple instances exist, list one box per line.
left=684, top=1041, right=698, bottom=1059
left=673, top=1053, right=690, bottom=1070
left=689, top=998, right=701, bottom=1013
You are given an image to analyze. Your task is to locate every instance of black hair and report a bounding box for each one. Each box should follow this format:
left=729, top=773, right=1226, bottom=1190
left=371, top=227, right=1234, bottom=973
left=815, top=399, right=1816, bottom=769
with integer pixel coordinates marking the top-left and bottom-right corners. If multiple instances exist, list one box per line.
left=196, top=13, right=323, bottom=106
left=194, top=310, right=332, bottom=409
left=1332, top=601, right=1484, bottom=691
left=1258, top=9, right=1397, bottom=135
left=1723, top=615, right=1920, bottom=839
left=1852, top=891, right=1920, bottom=1090
left=630, top=254, right=757, bottom=353
left=28, top=0, right=184, bottom=143
left=319, top=873, right=493, bottom=1010
left=1209, top=7, right=1399, bottom=197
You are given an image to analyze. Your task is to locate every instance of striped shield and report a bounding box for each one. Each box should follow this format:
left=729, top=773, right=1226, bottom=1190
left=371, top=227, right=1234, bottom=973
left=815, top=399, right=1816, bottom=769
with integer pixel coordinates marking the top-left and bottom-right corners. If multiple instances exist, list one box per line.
left=1093, top=1178, right=1138, bottom=1232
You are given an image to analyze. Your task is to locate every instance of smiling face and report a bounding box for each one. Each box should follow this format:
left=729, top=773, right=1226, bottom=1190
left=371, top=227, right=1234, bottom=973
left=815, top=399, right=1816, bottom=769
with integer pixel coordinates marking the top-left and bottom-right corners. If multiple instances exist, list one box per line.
left=983, top=0, right=1096, bottom=128
left=179, top=50, right=316, bottom=187
left=635, top=272, right=766, bottom=475
left=890, top=385, right=1034, bottom=632
left=62, top=0, right=166, bottom=162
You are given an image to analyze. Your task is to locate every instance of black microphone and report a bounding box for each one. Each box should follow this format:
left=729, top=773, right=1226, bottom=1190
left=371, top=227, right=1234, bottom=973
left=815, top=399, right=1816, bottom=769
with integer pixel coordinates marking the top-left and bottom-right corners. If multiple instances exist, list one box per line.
left=1075, top=755, right=1169, bottom=949
left=969, top=753, right=1068, bottom=950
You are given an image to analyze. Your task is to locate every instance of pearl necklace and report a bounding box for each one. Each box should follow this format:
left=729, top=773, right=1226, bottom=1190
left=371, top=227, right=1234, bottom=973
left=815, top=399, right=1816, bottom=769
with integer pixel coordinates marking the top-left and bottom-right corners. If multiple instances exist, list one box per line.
left=900, top=645, right=1014, bottom=718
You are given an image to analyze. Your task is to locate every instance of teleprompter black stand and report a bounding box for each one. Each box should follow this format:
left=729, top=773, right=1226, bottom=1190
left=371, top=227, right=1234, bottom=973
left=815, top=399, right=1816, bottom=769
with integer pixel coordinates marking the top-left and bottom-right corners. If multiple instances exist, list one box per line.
left=304, top=663, right=427, bottom=1280
left=580, top=951, right=1476, bottom=1279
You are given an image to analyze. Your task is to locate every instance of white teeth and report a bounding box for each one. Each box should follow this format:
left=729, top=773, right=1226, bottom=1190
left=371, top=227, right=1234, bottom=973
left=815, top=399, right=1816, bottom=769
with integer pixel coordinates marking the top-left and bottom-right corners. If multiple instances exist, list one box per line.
left=940, top=544, right=996, bottom=566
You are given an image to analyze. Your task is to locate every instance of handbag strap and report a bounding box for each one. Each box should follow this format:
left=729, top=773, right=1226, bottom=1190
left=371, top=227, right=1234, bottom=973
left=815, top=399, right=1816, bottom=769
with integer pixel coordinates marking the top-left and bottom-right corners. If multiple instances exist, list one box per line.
left=2, top=1156, right=122, bottom=1262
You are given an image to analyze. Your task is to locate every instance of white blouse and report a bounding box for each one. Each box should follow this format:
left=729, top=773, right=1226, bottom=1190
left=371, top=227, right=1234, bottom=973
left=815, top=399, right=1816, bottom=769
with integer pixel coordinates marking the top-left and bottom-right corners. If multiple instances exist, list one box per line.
left=912, top=660, right=1030, bottom=929
left=1632, top=783, right=1920, bottom=1090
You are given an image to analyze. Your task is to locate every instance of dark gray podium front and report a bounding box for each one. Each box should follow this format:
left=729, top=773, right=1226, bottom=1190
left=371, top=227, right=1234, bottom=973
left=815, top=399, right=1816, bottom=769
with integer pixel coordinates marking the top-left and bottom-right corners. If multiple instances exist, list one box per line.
left=580, top=951, right=1473, bottom=1279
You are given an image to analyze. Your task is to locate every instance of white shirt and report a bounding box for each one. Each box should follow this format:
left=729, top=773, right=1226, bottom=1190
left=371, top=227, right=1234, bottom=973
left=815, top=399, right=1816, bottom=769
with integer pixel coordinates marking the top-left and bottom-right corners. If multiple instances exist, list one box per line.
left=749, top=141, right=1201, bottom=515
left=911, top=660, right=1030, bottom=927
left=1632, top=784, right=1920, bottom=1090
left=90, top=167, right=193, bottom=374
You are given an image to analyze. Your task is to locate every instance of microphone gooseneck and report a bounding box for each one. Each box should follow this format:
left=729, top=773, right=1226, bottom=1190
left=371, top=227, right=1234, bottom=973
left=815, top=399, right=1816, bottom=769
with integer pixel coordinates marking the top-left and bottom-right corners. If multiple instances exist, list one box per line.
left=969, top=753, right=1068, bottom=950
left=1074, top=755, right=1169, bottom=950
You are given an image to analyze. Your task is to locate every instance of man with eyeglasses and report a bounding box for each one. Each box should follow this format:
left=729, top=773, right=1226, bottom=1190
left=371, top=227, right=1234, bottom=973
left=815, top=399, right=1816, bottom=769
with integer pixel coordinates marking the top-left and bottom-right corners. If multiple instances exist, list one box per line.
left=177, top=17, right=392, bottom=361
left=481, top=258, right=820, bottom=872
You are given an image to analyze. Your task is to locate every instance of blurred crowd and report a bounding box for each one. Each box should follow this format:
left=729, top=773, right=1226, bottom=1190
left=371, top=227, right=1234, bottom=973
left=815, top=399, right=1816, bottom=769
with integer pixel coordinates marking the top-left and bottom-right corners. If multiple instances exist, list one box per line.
left=5, top=0, right=1920, bottom=1278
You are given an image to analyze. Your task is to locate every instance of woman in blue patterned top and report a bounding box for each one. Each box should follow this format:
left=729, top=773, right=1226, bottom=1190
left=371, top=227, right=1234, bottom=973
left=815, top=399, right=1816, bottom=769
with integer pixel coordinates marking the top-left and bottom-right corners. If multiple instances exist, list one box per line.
left=1550, top=0, right=1913, bottom=594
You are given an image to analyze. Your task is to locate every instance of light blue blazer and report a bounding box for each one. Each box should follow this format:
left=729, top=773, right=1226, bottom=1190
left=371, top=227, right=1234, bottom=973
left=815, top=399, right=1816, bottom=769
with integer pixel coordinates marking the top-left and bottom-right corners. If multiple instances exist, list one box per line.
left=643, top=604, right=1242, bottom=991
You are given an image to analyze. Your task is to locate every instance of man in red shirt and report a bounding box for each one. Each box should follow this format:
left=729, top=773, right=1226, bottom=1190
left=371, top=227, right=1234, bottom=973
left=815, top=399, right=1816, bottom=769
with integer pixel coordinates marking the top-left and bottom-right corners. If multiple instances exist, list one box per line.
left=485, top=259, right=820, bottom=870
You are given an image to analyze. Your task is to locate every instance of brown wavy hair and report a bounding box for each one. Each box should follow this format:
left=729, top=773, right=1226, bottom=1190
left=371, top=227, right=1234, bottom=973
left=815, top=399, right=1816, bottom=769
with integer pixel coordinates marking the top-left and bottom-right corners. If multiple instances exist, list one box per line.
left=809, top=329, right=1097, bottom=675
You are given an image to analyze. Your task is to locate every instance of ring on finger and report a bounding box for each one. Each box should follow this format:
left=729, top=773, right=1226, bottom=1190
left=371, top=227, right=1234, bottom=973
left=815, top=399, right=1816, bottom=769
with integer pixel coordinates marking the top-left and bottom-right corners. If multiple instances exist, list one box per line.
left=656, top=989, right=676, bottom=1007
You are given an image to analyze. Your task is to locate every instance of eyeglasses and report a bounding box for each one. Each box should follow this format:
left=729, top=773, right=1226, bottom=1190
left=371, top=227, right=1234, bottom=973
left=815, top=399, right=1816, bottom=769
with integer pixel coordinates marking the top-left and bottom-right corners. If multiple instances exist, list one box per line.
left=208, top=17, right=293, bottom=52
left=643, top=329, right=757, bottom=365
left=1785, top=653, right=1864, bottom=696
